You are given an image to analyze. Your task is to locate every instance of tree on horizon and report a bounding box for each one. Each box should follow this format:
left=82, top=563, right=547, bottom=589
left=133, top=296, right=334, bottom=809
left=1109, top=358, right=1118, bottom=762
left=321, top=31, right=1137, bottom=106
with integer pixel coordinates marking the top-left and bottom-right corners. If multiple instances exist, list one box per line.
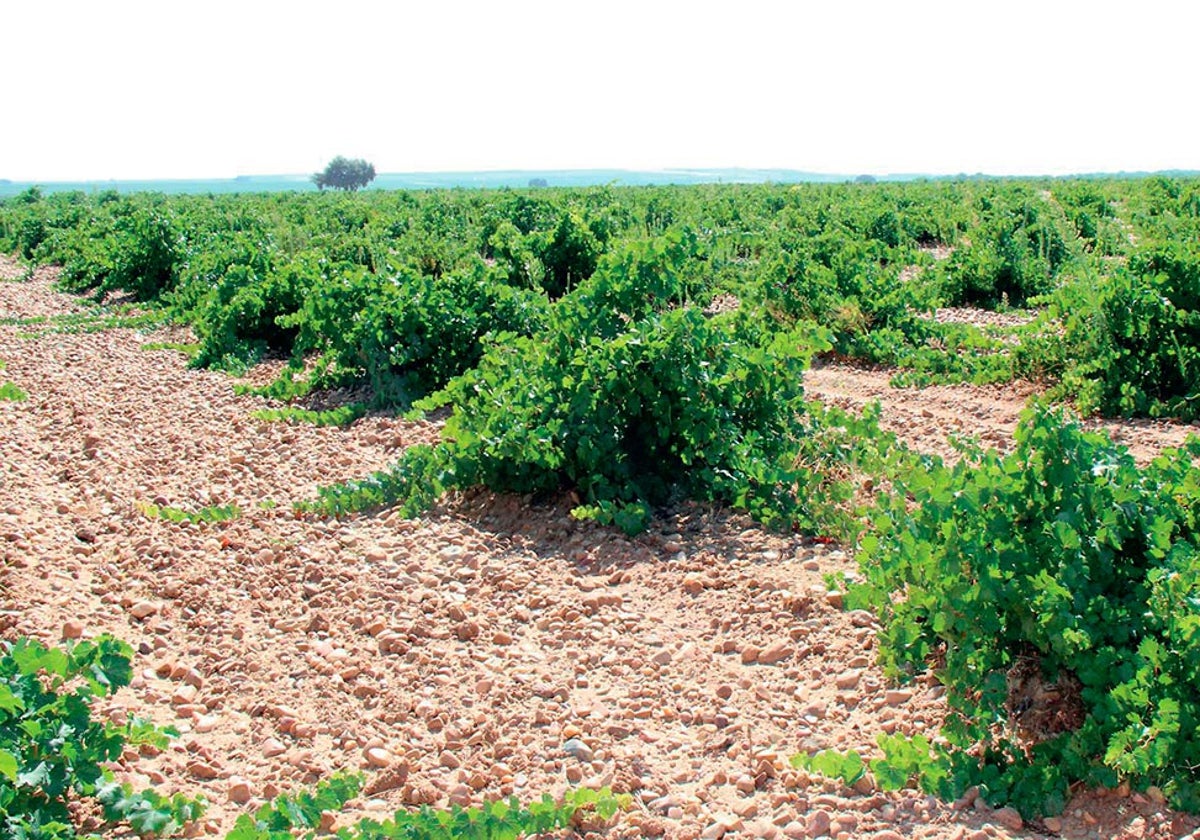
left=313, top=157, right=376, bottom=192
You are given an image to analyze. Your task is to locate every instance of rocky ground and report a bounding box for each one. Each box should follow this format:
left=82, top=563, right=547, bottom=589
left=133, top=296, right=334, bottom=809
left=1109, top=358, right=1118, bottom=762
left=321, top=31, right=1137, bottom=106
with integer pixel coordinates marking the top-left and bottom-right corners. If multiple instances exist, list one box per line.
left=2, top=255, right=1198, bottom=840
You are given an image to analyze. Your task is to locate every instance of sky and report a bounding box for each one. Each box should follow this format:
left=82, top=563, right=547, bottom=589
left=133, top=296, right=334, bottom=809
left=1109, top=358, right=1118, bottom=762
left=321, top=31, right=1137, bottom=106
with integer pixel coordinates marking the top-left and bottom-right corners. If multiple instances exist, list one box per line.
left=3, top=1, right=1198, bottom=181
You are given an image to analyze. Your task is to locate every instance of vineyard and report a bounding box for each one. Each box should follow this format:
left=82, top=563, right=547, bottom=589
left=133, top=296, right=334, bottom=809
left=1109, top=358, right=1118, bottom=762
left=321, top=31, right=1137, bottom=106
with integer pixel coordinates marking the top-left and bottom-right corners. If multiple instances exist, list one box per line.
left=1, top=176, right=1199, bottom=839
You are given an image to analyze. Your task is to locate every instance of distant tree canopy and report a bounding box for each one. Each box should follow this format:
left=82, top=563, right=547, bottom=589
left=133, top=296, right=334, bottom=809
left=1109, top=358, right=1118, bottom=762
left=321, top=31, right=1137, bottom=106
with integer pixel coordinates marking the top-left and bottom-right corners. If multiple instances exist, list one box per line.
left=313, top=157, right=376, bottom=192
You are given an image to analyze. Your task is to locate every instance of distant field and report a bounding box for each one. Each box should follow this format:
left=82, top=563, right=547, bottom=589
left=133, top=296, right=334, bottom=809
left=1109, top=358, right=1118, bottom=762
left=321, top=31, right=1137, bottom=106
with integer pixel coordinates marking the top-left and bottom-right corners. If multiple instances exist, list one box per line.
left=0, top=167, right=868, bottom=197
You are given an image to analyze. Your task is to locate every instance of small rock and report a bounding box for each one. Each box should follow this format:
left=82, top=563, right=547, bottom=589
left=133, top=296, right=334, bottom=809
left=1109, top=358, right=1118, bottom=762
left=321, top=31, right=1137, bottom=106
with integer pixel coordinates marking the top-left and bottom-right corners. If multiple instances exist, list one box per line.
left=806, top=809, right=831, bottom=838
left=1042, top=817, right=1062, bottom=832
left=757, top=641, right=794, bottom=665
left=834, top=670, right=861, bottom=690
left=872, top=832, right=906, bottom=840
left=651, top=649, right=673, bottom=666
left=782, top=820, right=807, bottom=839
left=186, top=760, right=219, bottom=780
left=228, top=778, right=253, bottom=804
left=992, top=806, right=1023, bottom=831
left=262, top=738, right=287, bottom=758
left=129, top=601, right=159, bottom=620
left=741, top=644, right=762, bottom=665
left=454, top=620, right=480, bottom=641
left=884, top=689, right=913, bottom=706
left=448, top=783, right=472, bottom=807
left=171, top=684, right=198, bottom=705
left=700, top=823, right=727, bottom=840
left=439, top=751, right=461, bottom=770
left=735, top=774, right=756, bottom=794
left=62, top=620, right=84, bottom=640
left=194, top=714, right=219, bottom=733
left=562, top=738, right=594, bottom=762
left=365, top=747, right=392, bottom=768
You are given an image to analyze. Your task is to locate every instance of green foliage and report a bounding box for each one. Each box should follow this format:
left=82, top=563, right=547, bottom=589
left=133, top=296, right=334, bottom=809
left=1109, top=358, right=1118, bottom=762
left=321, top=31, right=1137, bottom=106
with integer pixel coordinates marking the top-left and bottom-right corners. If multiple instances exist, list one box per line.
left=0, top=636, right=205, bottom=838
left=137, top=501, right=242, bottom=524
left=312, top=157, right=376, bottom=192
left=1021, top=240, right=1200, bottom=420
left=5, top=177, right=1198, bottom=421
left=933, top=189, right=1075, bottom=308
left=1, top=306, right=167, bottom=338
left=848, top=404, right=1200, bottom=816
left=0, top=381, right=26, bottom=401
left=302, top=232, right=856, bottom=536
left=227, top=776, right=626, bottom=840
left=789, top=749, right=866, bottom=785
left=140, top=341, right=200, bottom=358
left=56, top=207, right=180, bottom=301
left=250, top=403, right=367, bottom=427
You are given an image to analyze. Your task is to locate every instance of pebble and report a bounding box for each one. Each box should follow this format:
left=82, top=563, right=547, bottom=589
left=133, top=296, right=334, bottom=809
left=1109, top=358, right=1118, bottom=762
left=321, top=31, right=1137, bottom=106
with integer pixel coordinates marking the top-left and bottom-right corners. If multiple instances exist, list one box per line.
left=262, top=738, right=287, bottom=758
left=781, top=821, right=807, bottom=839
left=806, top=809, right=831, bottom=837
left=365, top=747, right=392, bottom=767
left=129, top=601, right=159, bottom=619
left=884, top=689, right=913, bottom=706
left=834, top=670, right=861, bottom=690
left=992, top=806, right=1023, bottom=831
left=561, top=738, right=594, bottom=762
left=186, top=760, right=219, bottom=780
left=61, top=620, right=83, bottom=639
left=227, top=778, right=253, bottom=804
left=448, top=783, right=472, bottom=807
left=741, top=644, right=762, bottom=664
left=757, top=641, right=794, bottom=665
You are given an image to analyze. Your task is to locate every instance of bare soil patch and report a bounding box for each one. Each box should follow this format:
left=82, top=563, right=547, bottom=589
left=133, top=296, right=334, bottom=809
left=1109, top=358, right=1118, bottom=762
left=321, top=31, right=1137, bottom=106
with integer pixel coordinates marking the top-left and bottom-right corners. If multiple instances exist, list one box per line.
left=2, top=255, right=1196, bottom=839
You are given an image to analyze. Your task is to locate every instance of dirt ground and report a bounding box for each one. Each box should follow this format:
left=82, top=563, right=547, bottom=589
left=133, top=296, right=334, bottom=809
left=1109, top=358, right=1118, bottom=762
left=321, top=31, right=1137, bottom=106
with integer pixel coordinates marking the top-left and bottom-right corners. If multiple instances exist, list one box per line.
left=2, top=255, right=1198, bottom=840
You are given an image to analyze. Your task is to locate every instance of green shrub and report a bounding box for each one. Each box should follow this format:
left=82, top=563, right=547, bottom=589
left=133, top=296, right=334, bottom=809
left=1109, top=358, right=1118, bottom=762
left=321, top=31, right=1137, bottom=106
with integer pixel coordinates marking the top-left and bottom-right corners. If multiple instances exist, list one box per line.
left=302, top=234, right=864, bottom=536
left=1019, top=241, right=1200, bottom=420
left=848, top=405, right=1200, bottom=815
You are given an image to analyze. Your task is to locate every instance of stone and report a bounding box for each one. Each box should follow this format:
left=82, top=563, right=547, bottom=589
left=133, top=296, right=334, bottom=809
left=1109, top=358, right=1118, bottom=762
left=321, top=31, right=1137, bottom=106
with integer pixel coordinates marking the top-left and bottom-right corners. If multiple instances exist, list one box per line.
left=741, top=645, right=762, bottom=665
left=992, top=807, right=1023, bottom=831
left=129, top=601, right=159, bottom=619
left=227, top=778, right=253, bottom=804
left=448, top=783, right=472, bottom=807
left=834, top=670, right=861, bottom=690
left=562, top=738, right=594, bottom=762
left=262, top=738, right=287, bottom=758
left=806, top=809, right=831, bottom=838
left=758, top=641, right=794, bottom=665
left=61, top=620, right=84, bottom=639
left=365, top=747, right=392, bottom=768
left=186, top=760, right=219, bottom=780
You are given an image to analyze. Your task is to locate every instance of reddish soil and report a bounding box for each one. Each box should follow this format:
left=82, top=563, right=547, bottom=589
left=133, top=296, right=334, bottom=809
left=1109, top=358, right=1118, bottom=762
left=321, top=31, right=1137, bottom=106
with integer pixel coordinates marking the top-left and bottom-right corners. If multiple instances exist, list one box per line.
left=2, top=256, right=1198, bottom=840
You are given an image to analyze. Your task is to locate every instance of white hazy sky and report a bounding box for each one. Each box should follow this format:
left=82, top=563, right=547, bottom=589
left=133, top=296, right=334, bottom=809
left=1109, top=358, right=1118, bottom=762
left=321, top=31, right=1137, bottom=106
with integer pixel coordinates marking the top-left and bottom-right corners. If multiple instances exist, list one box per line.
left=3, top=1, right=1197, bottom=181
